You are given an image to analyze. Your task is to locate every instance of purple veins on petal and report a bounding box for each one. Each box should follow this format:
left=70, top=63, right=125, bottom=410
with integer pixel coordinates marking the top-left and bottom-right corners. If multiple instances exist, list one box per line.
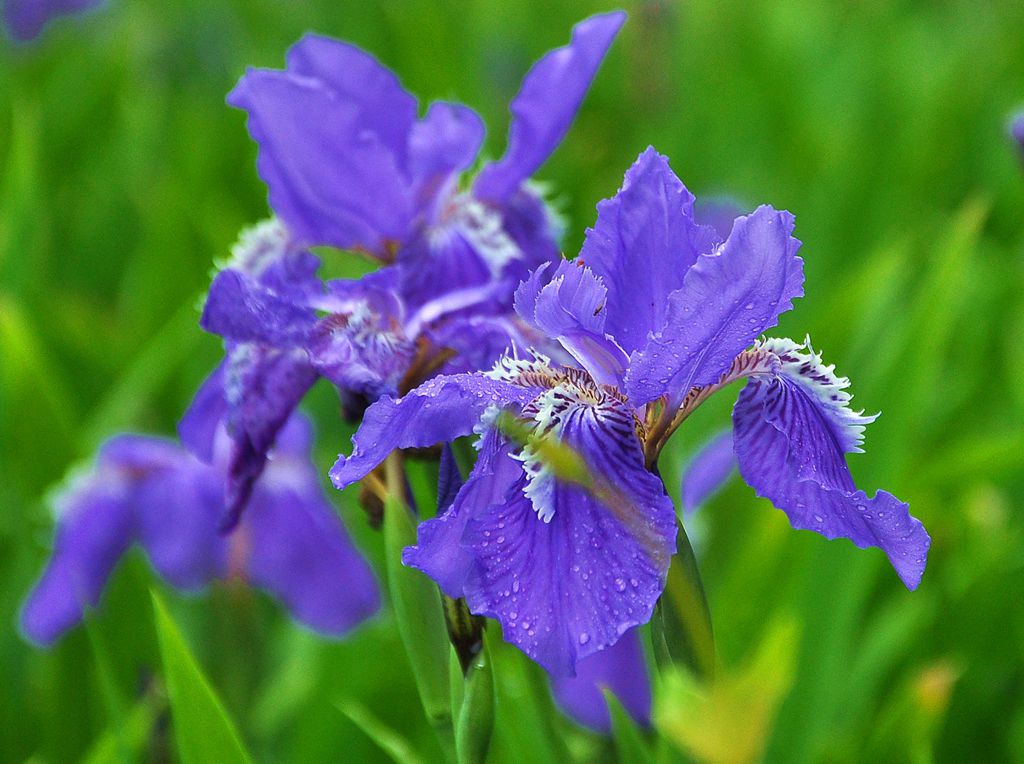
left=731, top=338, right=929, bottom=589
left=474, top=11, right=627, bottom=203
left=551, top=627, right=652, bottom=733
left=681, top=430, right=736, bottom=515
left=626, top=204, right=804, bottom=407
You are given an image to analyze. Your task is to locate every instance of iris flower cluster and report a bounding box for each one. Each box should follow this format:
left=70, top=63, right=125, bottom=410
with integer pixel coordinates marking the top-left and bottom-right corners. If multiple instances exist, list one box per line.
left=22, top=9, right=930, bottom=736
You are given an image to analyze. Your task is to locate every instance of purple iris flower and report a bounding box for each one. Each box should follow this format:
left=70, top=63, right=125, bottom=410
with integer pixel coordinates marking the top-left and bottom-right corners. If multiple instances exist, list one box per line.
left=21, top=414, right=380, bottom=646
left=330, top=146, right=930, bottom=677
left=3, top=0, right=101, bottom=41
left=187, top=13, right=624, bottom=526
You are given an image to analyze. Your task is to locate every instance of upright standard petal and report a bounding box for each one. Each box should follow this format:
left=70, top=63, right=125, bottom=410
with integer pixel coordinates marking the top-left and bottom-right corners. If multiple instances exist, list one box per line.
left=580, top=148, right=718, bottom=354
left=285, top=34, right=418, bottom=167
left=551, top=627, right=652, bottom=733
left=514, top=261, right=629, bottom=386
left=732, top=339, right=930, bottom=589
left=20, top=470, right=134, bottom=646
left=474, top=11, right=626, bottom=202
left=408, top=102, right=486, bottom=205
left=228, top=71, right=413, bottom=253
left=330, top=373, right=538, bottom=489
left=460, top=381, right=678, bottom=676
left=681, top=430, right=736, bottom=515
left=627, top=205, right=804, bottom=406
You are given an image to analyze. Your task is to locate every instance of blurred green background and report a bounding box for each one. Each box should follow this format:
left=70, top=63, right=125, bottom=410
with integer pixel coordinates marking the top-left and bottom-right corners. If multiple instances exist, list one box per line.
left=2, top=0, right=1023, bottom=761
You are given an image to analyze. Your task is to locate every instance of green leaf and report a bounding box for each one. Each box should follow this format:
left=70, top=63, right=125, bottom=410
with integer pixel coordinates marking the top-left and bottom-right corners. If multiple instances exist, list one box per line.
left=604, top=690, right=651, bottom=764
left=336, top=699, right=426, bottom=764
left=151, top=591, right=252, bottom=764
left=383, top=454, right=454, bottom=758
left=80, top=699, right=159, bottom=764
left=652, top=521, right=715, bottom=680
left=455, top=640, right=495, bottom=764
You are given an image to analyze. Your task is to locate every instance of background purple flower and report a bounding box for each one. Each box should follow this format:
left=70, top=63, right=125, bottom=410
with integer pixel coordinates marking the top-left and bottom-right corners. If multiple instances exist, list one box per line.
left=3, top=0, right=101, bottom=41
left=21, top=415, right=379, bottom=646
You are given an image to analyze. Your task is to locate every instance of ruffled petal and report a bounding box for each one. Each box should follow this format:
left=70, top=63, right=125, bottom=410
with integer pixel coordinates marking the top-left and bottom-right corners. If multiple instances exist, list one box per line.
left=580, top=148, right=718, bottom=354
left=626, top=205, right=804, bottom=406
left=330, top=373, right=538, bottom=489
left=20, top=438, right=141, bottom=645
left=460, top=391, right=677, bottom=676
left=732, top=340, right=929, bottom=589
left=551, top=627, right=652, bottom=732
left=284, top=34, right=418, bottom=167
left=228, top=69, right=413, bottom=253
left=244, top=432, right=381, bottom=636
left=681, top=430, right=736, bottom=515
left=514, top=261, right=629, bottom=386
left=473, top=11, right=626, bottom=202
left=497, top=187, right=562, bottom=284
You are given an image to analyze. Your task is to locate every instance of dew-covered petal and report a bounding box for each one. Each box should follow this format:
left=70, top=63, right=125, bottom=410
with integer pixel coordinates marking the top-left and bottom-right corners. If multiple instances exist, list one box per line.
left=403, top=429, right=519, bottom=596
left=732, top=350, right=930, bottom=589
left=681, top=430, right=736, bottom=515
left=330, top=373, right=538, bottom=489
left=473, top=11, right=626, bottom=203
left=20, top=438, right=142, bottom=645
left=285, top=34, right=418, bottom=167
left=460, top=398, right=677, bottom=676
left=551, top=627, right=652, bottom=732
left=221, top=344, right=319, bottom=529
left=627, top=205, right=804, bottom=406
left=228, top=69, right=413, bottom=253
left=580, top=148, right=718, bottom=354
left=514, top=261, right=629, bottom=386
left=245, top=441, right=381, bottom=636
left=202, top=269, right=316, bottom=347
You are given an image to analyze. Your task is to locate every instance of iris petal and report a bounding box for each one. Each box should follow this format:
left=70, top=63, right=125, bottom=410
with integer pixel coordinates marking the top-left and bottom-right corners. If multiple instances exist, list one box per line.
left=732, top=342, right=929, bottom=589
left=330, top=373, right=539, bottom=489
left=551, top=627, right=652, bottom=733
left=627, top=205, right=804, bottom=406
left=474, top=11, right=626, bottom=203
left=581, top=147, right=718, bottom=354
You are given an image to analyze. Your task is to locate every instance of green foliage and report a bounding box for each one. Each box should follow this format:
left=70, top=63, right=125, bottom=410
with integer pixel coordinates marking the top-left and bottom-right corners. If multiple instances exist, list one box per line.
left=151, top=591, right=253, bottom=764
left=2, top=0, right=1023, bottom=761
